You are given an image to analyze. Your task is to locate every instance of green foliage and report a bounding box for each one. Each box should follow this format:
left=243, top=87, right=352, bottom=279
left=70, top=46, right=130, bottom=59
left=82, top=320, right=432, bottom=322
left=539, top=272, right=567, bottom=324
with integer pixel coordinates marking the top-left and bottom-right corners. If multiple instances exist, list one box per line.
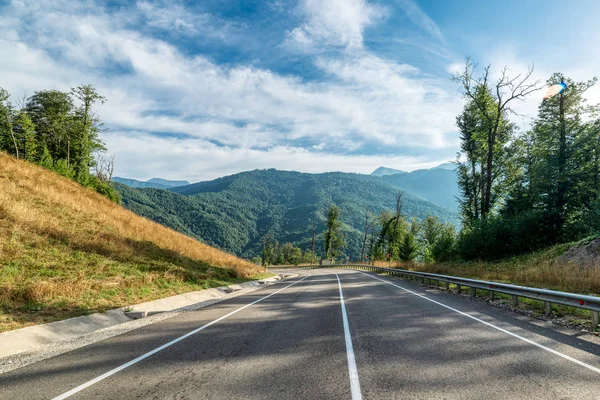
left=38, top=145, right=53, bottom=169
left=0, top=85, right=116, bottom=202
left=398, top=219, right=419, bottom=261
left=430, top=224, right=456, bottom=263
left=324, top=204, right=345, bottom=258
left=261, top=235, right=277, bottom=266
left=421, top=215, right=456, bottom=263
left=456, top=211, right=557, bottom=260
left=454, top=66, right=600, bottom=260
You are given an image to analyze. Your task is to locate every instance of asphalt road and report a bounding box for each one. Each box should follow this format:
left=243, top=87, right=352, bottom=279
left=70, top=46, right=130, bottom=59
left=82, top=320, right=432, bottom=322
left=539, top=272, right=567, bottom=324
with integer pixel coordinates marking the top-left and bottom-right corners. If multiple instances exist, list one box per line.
left=2, top=269, right=600, bottom=399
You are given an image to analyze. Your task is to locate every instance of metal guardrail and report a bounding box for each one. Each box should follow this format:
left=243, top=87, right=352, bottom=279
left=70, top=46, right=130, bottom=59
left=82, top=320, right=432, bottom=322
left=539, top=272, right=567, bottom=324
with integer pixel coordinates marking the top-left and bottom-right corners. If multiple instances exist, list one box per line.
left=268, top=264, right=600, bottom=328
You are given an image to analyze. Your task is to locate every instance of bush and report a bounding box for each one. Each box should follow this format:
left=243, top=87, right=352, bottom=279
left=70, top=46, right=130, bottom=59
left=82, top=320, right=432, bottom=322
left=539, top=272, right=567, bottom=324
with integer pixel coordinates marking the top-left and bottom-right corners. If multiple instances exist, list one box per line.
left=456, top=210, right=558, bottom=260
left=95, top=181, right=121, bottom=203
left=430, top=225, right=456, bottom=262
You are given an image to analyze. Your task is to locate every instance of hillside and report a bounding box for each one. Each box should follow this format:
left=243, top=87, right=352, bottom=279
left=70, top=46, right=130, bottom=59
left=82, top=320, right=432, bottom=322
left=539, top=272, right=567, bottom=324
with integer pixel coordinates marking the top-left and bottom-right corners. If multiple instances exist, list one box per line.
left=113, top=177, right=190, bottom=189
left=116, top=169, right=459, bottom=260
left=0, top=153, right=265, bottom=332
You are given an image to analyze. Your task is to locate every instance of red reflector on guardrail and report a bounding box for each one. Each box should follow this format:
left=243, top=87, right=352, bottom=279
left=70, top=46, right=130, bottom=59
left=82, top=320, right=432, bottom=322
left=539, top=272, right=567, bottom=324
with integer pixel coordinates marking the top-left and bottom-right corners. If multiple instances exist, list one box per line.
left=579, top=300, right=585, bottom=305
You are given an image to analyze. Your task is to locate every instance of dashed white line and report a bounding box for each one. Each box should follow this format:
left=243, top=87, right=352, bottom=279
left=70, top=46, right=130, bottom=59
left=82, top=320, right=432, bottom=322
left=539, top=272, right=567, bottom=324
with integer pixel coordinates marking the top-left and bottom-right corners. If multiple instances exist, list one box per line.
left=52, top=275, right=312, bottom=400
left=358, top=270, right=600, bottom=375
left=336, top=274, right=363, bottom=400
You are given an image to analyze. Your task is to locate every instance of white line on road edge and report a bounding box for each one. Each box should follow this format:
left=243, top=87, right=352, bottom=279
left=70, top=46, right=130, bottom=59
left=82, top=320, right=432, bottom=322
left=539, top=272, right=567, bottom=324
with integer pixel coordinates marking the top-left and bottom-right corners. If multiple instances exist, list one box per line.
left=52, top=275, right=312, bottom=400
left=336, top=274, right=363, bottom=400
left=358, top=271, right=600, bottom=375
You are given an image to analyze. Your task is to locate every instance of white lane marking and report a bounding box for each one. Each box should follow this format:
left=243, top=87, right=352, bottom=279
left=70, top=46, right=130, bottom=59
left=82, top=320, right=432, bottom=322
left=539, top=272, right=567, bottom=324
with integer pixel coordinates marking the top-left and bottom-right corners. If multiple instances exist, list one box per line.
left=357, top=271, right=600, bottom=375
left=52, top=275, right=312, bottom=400
left=335, top=274, right=363, bottom=400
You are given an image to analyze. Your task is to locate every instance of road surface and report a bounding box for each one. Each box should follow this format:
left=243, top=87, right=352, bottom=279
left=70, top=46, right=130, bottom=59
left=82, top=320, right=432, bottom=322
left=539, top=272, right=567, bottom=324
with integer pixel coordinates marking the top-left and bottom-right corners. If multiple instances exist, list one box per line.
left=1, top=269, right=600, bottom=399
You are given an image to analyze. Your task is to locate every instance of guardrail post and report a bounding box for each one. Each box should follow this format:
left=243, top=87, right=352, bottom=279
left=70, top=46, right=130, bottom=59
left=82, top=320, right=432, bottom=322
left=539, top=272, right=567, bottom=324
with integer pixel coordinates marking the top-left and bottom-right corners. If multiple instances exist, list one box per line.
left=456, top=284, right=461, bottom=294
left=512, top=295, right=518, bottom=306
left=445, top=281, right=450, bottom=291
left=490, top=291, right=495, bottom=301
left=544, top=301, right=552, bottom=316
left=471, top=287, right=476, bottom=298
left=592, top=312, right=599, bottom=329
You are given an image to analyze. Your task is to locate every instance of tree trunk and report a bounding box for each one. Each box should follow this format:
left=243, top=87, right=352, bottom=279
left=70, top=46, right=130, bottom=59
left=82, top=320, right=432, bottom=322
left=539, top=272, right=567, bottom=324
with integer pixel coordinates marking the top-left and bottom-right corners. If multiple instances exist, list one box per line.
left=9, top=126, right=19, bottom=160
left=311, top=224, right=316, bottom=263
left=4, top=110, right=19, bottom=159
left=556, top=91, right=567, bottom=227
left=480, top=162, right=485, bottom=216
left=360, top=209, right=370, bottom=261
left=470, top=157, right=478, bottom=220
left=484, top=129, right=494, bottom=216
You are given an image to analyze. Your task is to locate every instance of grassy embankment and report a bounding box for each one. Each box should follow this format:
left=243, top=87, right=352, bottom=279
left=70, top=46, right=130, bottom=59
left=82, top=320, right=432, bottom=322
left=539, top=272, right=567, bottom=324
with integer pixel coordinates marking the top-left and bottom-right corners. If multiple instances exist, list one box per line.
left=374, top=241, right=600, bottom=295
left=0, top=153, right=268, bottom=332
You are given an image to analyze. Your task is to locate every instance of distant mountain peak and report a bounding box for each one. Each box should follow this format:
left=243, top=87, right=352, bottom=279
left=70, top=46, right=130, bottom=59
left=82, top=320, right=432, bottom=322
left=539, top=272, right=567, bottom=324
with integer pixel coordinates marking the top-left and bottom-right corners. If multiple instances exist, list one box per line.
left=435, top=162, right=456, bottom=171
left=371, top=166, right=406, bottom=177
left=113, top=177, right=190, bottom=189
left=147, top=178, right=191, bottom=186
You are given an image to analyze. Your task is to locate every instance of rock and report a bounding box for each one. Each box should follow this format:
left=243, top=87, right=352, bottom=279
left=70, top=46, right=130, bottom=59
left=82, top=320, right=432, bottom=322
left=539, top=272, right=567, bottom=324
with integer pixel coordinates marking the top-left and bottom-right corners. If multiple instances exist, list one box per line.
left=559, top=238, right=600, bottom=267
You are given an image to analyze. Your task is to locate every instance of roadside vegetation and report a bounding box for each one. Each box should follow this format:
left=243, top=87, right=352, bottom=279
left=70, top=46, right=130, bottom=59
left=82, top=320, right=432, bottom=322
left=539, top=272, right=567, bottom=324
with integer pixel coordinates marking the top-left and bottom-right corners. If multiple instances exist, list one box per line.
left=374, top=238, right=600, bottom=295
left=0, top=153, right=267, bottom=332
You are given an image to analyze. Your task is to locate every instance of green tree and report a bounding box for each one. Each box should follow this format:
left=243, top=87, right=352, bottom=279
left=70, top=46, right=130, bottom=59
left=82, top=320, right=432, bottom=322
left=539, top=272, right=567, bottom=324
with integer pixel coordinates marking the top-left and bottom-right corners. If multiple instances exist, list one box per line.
left=70, top=85, right=107, bottom=178
left=430, top=224, right=456, bottom=263
left=13, top=111, right=38, bottom=162
left=25, top=90, right=74, bottom=164
left=0, top=88, right=19, bottom=159
left=261, top=235, right=277, bottom=266
left=453, top=58, right=542, bottom=218
left=398, top=218, right=419, bottom=261
left=324, top=204, right=345, bottom=259
left=504, top=74, right=598, bottom=241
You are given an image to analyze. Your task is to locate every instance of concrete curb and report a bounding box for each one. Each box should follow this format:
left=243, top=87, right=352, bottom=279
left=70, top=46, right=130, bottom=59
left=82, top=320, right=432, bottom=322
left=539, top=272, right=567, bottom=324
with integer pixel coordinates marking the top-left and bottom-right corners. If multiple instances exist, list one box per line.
left=0, top=275, right=285, bottom=360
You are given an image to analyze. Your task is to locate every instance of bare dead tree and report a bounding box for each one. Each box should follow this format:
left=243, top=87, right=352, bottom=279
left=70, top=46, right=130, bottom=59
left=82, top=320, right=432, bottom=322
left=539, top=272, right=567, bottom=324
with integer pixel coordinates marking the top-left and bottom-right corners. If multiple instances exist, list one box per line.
left=95, top=154, right=115, bottom=184
left=360, top=207, right=374, bottom=262
left=393, top=191, right=404, bottom=233
left=311, top=220, right=316, bottom=264
left=452, top=57, right=543, bottom=215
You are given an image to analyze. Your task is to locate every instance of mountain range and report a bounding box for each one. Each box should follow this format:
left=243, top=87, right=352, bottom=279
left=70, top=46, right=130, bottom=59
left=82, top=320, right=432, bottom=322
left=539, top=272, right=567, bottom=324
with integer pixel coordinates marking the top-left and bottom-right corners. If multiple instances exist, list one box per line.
left=114, top=165, right=459, bottom=260
left=113, top=177, right=190, bottom=189
left=377, top=165, right=459, bottom=210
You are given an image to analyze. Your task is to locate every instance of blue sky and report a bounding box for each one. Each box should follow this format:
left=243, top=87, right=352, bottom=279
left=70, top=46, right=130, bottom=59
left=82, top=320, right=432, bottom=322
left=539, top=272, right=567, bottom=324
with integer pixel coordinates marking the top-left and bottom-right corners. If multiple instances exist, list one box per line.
left=1, top=0, right=599, bottom=181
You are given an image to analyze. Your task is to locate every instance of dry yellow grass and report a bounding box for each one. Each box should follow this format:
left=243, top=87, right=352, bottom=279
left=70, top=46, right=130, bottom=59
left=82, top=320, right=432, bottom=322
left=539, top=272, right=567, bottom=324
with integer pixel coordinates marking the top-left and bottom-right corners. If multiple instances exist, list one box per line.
left=0, top=152, right=267, bottom=331
left=373, top=247, right=600, bottom=295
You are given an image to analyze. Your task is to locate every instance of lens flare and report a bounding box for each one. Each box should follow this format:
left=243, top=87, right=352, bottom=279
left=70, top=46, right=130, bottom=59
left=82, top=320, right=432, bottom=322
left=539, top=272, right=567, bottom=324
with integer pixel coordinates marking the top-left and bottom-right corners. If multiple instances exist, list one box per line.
left=543, top=82, right=567, bottom=99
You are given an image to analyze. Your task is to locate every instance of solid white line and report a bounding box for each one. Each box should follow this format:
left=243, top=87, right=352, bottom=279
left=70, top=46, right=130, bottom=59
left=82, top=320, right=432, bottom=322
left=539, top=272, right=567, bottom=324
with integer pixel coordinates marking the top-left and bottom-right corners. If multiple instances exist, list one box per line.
left=335, top=274, right=363, bottom=400
left=357, top=271, right=600, bottom=375
left=52, top=275, right=312, bottom=400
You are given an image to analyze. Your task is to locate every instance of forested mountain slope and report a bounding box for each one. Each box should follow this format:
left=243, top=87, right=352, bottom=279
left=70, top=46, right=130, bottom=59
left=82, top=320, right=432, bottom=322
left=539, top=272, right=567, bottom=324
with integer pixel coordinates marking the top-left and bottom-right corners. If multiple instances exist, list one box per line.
left=382, top=167, right=459, bottom=211
left=117, top=169, right=458, bottom=260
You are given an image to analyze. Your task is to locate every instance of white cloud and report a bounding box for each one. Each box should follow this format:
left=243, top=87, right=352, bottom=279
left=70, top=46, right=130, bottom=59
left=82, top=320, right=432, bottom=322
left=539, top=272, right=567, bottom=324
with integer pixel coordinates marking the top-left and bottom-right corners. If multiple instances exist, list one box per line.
left=286, top=0, right=387, bottom=51
left=136, top=0, right=238, bottom=40
left=105, top=131, right=446, bottom=181
left=0, top=0, right=462, bottom=178
left=396, top=0, right=445, bottom=43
